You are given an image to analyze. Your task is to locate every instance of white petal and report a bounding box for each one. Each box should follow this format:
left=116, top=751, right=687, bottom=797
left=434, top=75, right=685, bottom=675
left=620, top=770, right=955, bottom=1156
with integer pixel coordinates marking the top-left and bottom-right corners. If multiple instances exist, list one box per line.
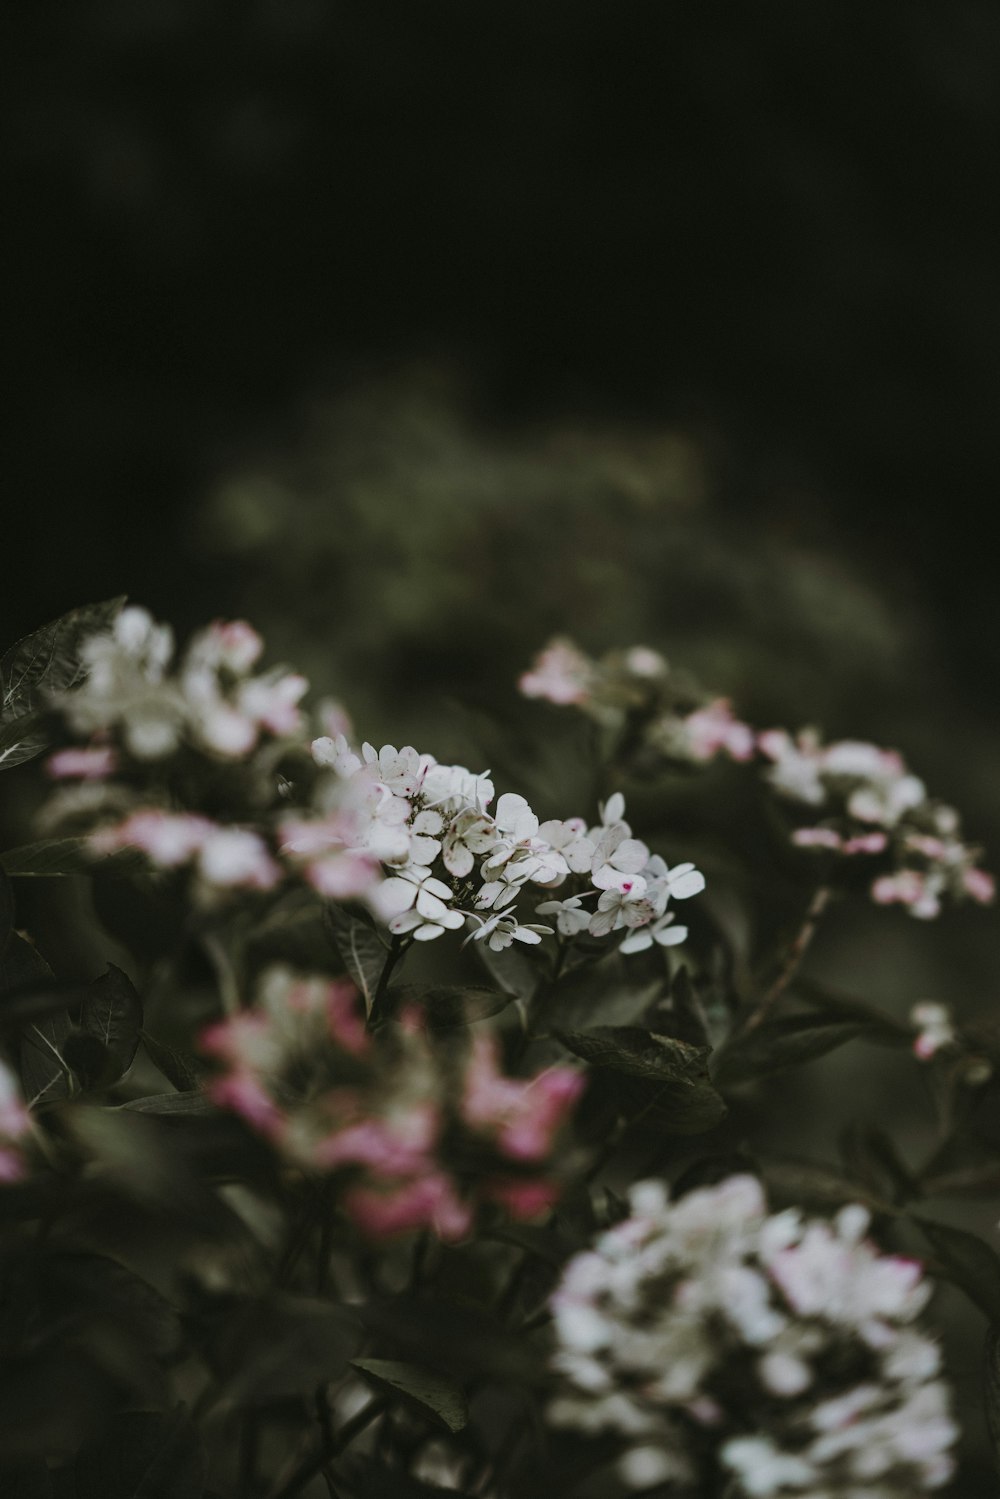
left=603, top=792, right=625, bottom=825
left=413, top=923, right=445, bottom=941
left=416, top=889, right=449, bottom=921
left=667, top=868, right=706, bottom=900
left=655, top=923, right=688, bottom=946
left=423, top=876, right=453, bottom=901
left=443, top=840, right=475, bottom=878
left=512, top=927, right=542, bottom=944
left=378, top=877, right=418, bottom=915
left=619, top=929, right=653, bottom=955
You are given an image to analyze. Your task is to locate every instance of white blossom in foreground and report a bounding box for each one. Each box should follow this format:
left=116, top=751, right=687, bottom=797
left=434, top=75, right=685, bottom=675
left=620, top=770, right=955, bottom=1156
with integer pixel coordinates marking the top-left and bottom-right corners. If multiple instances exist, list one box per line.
left=548, top=1176, right=956, bottom=1496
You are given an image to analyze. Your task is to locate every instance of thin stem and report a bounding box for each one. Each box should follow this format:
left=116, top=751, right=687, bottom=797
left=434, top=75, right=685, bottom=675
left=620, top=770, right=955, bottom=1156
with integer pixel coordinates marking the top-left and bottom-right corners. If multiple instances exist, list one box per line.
left=267, top=1396, right=389, bottom=1499
left=367, top=935, right=405, bottom=1030
left=744, top=884, right=831, bottom=1033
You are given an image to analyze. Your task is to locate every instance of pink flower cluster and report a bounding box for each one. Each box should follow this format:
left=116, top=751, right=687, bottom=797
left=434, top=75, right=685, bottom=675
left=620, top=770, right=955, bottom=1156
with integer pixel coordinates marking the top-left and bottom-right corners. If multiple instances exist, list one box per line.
left=90, top=809, right=281, bottom=894
left=201, top=969, right=583, bottom=1241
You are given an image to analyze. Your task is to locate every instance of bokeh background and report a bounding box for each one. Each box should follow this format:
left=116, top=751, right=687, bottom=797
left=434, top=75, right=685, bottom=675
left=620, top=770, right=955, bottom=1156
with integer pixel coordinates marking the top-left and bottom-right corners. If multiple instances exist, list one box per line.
left=4, top=6, right=1000, bottom=1486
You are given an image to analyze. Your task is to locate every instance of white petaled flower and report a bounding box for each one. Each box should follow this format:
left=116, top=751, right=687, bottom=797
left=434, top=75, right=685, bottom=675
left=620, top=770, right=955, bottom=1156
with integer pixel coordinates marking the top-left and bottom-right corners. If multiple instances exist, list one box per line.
left=590, top=824, right=651, bottom=892
left=361, top=743, right=429, bottom=799
left=442, top=807, right=497, bottom=878
left=535, top=894, right=594, bottom=938
left=421, top=763, right=495, bottom=815
left=548, top=1175, right=957, bottom=1496
left=537, top=817, right=596, bottom=875
left=465, top=910, right=554, bottom=953
left=198, top=828, right=282, bottom=891
left=619, top=910, right=688, bottom=955
left=588, top=877, right=655, bottom=938
left=379, top=867, right=466, bottom=942
left=311, top=733, right=363, bottom=777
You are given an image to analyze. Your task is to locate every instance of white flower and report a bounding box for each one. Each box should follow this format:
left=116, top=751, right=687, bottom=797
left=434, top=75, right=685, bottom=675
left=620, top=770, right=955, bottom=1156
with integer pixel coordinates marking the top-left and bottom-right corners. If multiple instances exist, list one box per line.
left=311, top=733, right=363, bottom=777
left=590, top=824, right=650, bottom=892
left=379, top=867, right=465, bottom=942
left=909, top=1002, right=955, bottom=1061
left=198, top=828, right=281, bottom=890
left=537, top=817, right=595, bottom=874
left=588, top=878, right=655, bottom=937
left=442, top=807, right=497, bottom=878
left=466, top=910, right=554, bottom=953
left=536, top=894, right=594, bottom=937
left=619, top=910, right=688, bottom=954
left=361, top=743, right=429, bottom=798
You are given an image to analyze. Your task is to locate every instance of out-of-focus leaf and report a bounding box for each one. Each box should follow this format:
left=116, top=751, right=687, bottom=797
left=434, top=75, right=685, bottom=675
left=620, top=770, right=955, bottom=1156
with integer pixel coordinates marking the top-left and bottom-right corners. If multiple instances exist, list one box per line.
left=80, top=964, right=142, bottom=1075
left=351, top=1357, right=468, bottom=1433
left=75, top=1408, right=205, bottom=1499
left=1, top=837, right=147, bottom=877
left=761, top=1158, right=896, bottom=1215
left=119, top=1091, right=214, bottom=1116
left=141, top=1031, right=206, bottom=1093
left=793, top=978, right=911, bottom=1038
left=838, top=1121, right=917, bottom=1206
left=211, top=1296, right=360, bottom=1406
left=0, top=597, right=125, bottom=770
left=555, top=1025, right=726, bottom=1134
left=361, top=1296, right=536, bottom=1382
left=36, top=1251, right=183, bottom=1360
left=388, top=984, right=514, bottom=1028
left=921, top=1162, right=1000, bottom=1198
left=714, top=1013, right=896, bottom=1086
left=475, top=939, right=540, bottom=999
left=913, top=1217, right=1000, bottom=1320
left=0, top=930, right=52, bottom=994
left=339, top=1456, right=472, bottom=1499
left=324, top=905, right=387, bottom=1011
left=63, top=1030, right=122, bottom=1091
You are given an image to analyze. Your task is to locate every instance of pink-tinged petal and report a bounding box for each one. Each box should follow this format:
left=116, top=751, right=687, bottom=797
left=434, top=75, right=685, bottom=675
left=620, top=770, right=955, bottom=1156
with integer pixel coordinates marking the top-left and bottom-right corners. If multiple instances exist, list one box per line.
left=345, top=1173, right=472, bottom=1241
left=208, top=1073, right=286, bottom=1139
left=964, top=867, right=996, bottom=904
left=46, top=746, right=118, bottom=780
left=487, top=1177, right=561, bottom=1219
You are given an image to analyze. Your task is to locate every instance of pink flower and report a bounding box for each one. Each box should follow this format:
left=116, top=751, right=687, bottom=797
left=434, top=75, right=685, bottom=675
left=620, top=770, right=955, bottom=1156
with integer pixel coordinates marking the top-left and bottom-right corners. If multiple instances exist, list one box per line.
left=681, top=700, right=755, bottom=763
left=963, top=867, right=996, bottom=904
left=46, top=746, right=118, bottom=780
left=792, top=827, right=843, bottom=851
left=205, top=620, right=264, bottom=674
left=841, top=832, right=888, bottom=856
left=198, top=828, right=282, bottom=890
left=313, top=1105, right=439, bottom=1175
left=519, top=639, right=595, bottom=706
left=239, top=672, right=308, bottom=737
left=325, top=983, right=371, bottom=1056
left=91, top=810, right=214, bottom=867
left=207, top=1073, right=287, bottom=1139
left=486, top=1177, right=561, bottom=1219
left=0, top=1146, right=26, bottom=1184
left=462, top=1034, right=583, bottom=1162
left=344, top=1173, right=473, bottom=1241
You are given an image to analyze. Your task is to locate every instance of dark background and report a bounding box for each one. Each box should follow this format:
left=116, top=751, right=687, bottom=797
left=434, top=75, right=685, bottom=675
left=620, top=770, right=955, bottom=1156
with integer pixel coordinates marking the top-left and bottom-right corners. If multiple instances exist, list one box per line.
left=5, top=1, right=999, bottom=669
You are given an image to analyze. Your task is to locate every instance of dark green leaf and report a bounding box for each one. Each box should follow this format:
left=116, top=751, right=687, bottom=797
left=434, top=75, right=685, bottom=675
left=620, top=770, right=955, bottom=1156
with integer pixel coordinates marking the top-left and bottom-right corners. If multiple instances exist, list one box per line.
left=475, top=938, right=540, bottom=999
left=324, top=904, right=388, bottom=1011
left=63, top=1030, right=123, bottom=1090
left=75, top=1408, right=205, bottom=1499
left=339, top=1456, right=472, bottom=1499
left=119, top=1091, right=213, bottom=1116
left=714, top=1013, right=895, bottom=1086
left=388, top=984, right=514, bottom=1028
left=351, top=1357, right=468, bottom=1433
left=11, top=939, right=73, bottom=1105
left=555, top=1026, right=726, bottom=1133
left=141, top=1030, right=206, bottom=1092
left=37, top=1251, right=183, bottom=1360
left=212, top=1296, right=360, bottom=1406
left=0, top=597, right=125, bottom=770
left=80, top=964, right=143, bottom=1074
left=1, top=837, right=146, bottom=877
left=761, top=1157, right=896, bottom=1215
left=793, top=978, right=911, bottom=1037
left=913, top=1217, right=1000, bottom=1320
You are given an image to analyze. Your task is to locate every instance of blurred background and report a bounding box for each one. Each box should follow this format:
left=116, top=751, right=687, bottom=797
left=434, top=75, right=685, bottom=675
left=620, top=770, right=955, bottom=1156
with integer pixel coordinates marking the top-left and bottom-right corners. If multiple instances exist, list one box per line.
left=4, top=4, right=1000, bottom=1486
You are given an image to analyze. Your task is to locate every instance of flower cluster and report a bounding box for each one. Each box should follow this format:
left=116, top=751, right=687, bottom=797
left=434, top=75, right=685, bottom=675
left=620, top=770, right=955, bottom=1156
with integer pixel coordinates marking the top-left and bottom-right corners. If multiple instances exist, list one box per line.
left=0, top=1058, right=31, bottom=1183
left=520, top=638, right=993, bottom=920
left=761, top=731, right=994, bottom=918
left=519, top=638, right=754, bottom=763
left=44, top=610, right=707, bottom=952
left=60, top=607, right=307, bottom=761
left=548, top=1175, right=956, bottom=1496
left=201, top=967, right=584, bottom=1240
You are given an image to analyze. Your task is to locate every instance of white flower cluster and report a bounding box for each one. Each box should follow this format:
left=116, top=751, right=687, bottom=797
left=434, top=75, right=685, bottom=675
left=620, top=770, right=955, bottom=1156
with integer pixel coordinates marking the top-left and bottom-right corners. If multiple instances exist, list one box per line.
left=62, top=608, right=307, bottom=760
left=549, top=1175, right=956, bottom=1497
left=290, top=746, right=706, bottom=954
left=760, top=731, right=994, bottom=918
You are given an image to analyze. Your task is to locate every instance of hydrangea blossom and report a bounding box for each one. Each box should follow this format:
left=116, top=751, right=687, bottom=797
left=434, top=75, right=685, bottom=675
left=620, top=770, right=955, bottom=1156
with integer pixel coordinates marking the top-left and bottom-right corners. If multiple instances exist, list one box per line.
left=202, top=967, right=583, bottom=1241
left=548, top=1175, right=956, bottom=1496
left=909, top=1002, right=956, bottom=1061
left=0, top=1058, right=31, bottom=1183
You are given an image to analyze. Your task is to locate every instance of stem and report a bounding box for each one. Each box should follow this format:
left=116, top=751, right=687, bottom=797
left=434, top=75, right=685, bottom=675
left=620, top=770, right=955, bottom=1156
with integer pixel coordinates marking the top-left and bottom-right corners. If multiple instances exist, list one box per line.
left=744, top=884, right=831, bottom=1033
left=367, top=935, right=405, bottom=1030
left=268, top=1397, right=388, bottom=1499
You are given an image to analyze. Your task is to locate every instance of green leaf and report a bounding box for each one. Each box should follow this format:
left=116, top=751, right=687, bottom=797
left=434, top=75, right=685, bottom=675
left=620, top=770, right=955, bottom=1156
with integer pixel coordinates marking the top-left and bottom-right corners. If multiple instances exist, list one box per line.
left=388, top=984, right=514, bottom=1028
left=555, top=1026, right=727, bottom=1134
left=714, top=1013, right=892, bottom=1086
left=913, top=1217, right=1000, bottom=1321
left=761, top=1157, right=896, bottom=1215
left=1, top=837, right=145, bottom=877
left=118, top=1091, right=213, bottom=1116
left=37, top=1251, right=183, bottom=1360
left=141, top=1030, right=206, bottom=1092
left=351, top=1358, right=468, bottom=1433
left=0, top=597, right=125, bottom=770
left=63, top=1030, right=122, bottom=1091
left=75, top=1407, right=205, bottom=1499
left=7, top=938, right=73, bottom=1105
left=324, top=904, right=388, bottom=1011
left=475, top=938, right=541, bottom=999
left=80, top=964, right=143, bottom=1075
left=212, top=1296, right=360, bottom=1406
